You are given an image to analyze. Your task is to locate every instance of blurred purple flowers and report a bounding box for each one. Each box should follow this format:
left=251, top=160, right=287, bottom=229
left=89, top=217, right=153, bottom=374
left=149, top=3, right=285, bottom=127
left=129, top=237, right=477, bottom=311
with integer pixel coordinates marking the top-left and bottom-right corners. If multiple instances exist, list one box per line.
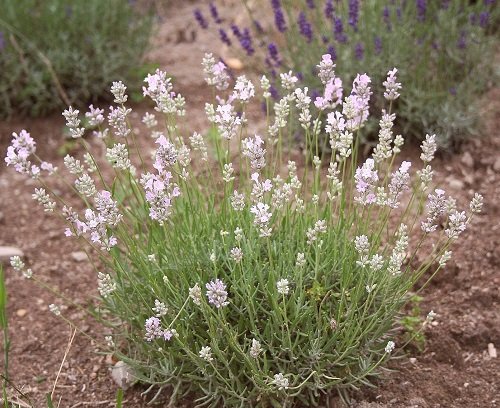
left=334, top=17, right=347, bottom=43
left=271, top=0, right=287, bottom=33
left=325, top=0, right=334, bottom=20
left=354, top=42, right=364, bottom=60
left=219, top=28, right=231, bottom=46
left=348, top=0, right=360, bottom=30
left=193, top=9, right=208, bottom=29
left=209, top=2, right=223, bottom=24
left=416, top=0, right=427, bottom=22
left=298, top=12, right=313, bottom=43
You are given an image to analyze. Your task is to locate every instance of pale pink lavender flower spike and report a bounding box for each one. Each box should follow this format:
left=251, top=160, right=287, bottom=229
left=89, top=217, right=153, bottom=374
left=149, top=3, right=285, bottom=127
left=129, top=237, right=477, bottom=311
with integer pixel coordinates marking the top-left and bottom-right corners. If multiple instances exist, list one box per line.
left=206, top=279, right=229, bottom=308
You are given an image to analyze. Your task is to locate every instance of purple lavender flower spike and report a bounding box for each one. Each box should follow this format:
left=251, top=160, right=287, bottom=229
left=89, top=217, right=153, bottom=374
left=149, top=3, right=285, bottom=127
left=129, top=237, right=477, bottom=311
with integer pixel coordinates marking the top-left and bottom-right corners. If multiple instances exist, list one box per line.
left=325, top=0, right=334, bottom=20
left=219, top=28, right=231, bottom=46
left=334, top=17, right=347, bottom=43
left=194, top=9, right=208, bottom=29
left=327, top=45, right=337, bottom=62
left=239, top=28, right=255, bottom=56
left=209, top=2, right=223, bottom=24
left=348, top=0, right=360, bottom=30
left=374, top=36, right=382, bottom=55
left=298, top=12, right=313, bottom=43
left=354, top=42, right=364, bottom=60
left=231, top=24, right=242, bottom=39
left=383, top=6, right=391, bottom=30
left=449, top=87, right=457, bottom=96
left=469, top=13, right=478, bottom=25
left=267, top=43, right=281, bottom=66
left=306, top=0, right=315, bottom=9
left=479, top=12, right=489, bottom=27
left=416, top=0, right=426, bottom=22
left=268, top=43, right=280, bottom=62
left=271, top=0, right=287, bottom=32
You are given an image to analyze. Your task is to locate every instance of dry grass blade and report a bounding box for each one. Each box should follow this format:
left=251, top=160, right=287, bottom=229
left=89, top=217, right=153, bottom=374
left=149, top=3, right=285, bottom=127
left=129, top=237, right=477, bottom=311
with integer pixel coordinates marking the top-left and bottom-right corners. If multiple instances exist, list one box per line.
left=51, top=326, right=77, bottom=402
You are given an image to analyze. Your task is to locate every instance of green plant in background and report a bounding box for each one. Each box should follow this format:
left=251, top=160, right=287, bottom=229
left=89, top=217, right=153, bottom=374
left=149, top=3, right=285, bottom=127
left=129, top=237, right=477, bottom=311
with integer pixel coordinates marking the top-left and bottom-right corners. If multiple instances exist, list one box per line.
left=197, top=0, right=499, bottom=148
left=0, top=0, right=154, bottom=118
left=5, top=56, right=483, bottom=407
left=400, top=294, right=425, bottom=351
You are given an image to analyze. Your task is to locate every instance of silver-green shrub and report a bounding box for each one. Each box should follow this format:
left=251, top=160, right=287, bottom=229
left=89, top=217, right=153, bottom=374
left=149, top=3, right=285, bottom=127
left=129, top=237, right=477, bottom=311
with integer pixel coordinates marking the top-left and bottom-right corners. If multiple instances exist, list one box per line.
left=6, top=55, right=483, bottom=407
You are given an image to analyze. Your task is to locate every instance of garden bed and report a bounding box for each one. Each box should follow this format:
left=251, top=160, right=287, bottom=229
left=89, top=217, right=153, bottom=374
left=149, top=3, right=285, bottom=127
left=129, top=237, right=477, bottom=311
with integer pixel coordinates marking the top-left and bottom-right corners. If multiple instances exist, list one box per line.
left=0, top=1, right=499, bottom=407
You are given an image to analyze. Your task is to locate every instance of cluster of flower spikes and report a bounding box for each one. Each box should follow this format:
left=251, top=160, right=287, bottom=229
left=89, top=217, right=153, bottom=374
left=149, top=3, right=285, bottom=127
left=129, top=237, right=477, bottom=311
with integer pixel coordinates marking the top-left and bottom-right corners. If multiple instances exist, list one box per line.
left=5, top=52, right=485, bottom=395
left=136, top=54, right=427, bottom=390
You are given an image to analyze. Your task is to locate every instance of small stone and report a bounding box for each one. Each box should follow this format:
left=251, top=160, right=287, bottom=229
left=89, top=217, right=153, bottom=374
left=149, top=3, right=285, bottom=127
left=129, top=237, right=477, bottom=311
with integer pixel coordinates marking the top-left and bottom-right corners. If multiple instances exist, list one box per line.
left=409, top=397, right=428, bottom=407
left=110, top=361, right=135, bottom=390
left=487, top=343, right=497, bottom=358
left=460, top=152, right=474, bottom=168
left=409, top=357, right=417, bottom=364
left=0, top=246, right=24, bottom=263
left=493, top=157, right=500, bottom=172
left=225, top=57, right=244, bottom=70
left=16, top=309, right=27, bottom=317
left=464, top=382, right=469, bottom=388
left=71, top=251, right=87, bottom=262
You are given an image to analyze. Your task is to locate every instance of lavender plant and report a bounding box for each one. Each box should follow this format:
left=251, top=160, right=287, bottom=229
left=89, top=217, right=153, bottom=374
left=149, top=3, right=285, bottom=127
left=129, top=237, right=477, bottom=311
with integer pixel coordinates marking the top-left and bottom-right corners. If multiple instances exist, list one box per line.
left=5, top=55, right=483, bottom=407
left=0, top=0, right=153, bottom=118
left=196, top=0, right=498, bottom=147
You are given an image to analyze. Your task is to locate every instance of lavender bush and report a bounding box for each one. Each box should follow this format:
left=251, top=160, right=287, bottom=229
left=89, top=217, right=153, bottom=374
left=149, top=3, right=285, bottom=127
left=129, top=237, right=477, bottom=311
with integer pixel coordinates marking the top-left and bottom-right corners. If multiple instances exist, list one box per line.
left=5, top=55, right=483, bottom=407
left=196, top=0, right=498, bottom=147
left=0, top=0, right=153, bottom=118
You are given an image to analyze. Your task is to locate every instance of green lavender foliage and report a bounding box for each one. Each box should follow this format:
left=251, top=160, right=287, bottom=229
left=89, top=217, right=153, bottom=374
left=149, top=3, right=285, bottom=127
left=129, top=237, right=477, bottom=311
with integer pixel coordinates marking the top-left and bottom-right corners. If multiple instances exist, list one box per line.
left=5, top=61, right=482, bottom=407
left=0, top=0, right=153, bottom=118
left=241, top=0, right=499, bottom=147
left=400, top=295, right=425, bottom=351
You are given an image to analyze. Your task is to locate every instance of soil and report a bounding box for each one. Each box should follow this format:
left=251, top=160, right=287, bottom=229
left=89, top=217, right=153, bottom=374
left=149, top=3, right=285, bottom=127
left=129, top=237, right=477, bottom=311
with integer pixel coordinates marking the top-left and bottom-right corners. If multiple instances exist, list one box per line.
left=0, top=1, right=499, bottom=407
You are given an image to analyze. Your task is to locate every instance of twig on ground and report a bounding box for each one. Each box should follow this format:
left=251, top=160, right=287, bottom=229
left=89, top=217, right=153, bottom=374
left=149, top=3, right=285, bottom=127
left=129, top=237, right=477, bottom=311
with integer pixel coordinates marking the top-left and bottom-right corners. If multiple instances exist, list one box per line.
left=70, top=399, right=129, bottom=408
left=51, top=326, right=77, bottom=402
